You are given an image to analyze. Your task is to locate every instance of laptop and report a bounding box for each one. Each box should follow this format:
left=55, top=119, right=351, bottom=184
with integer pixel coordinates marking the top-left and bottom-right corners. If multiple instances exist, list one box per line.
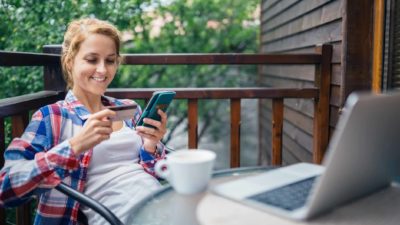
left=212, top=91, right=400, bottom=220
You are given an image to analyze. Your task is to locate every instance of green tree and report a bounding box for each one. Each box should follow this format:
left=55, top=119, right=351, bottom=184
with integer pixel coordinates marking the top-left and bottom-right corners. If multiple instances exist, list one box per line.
left=112, top=0, right=260, bottom=142
left=0, top=0, right=259, bottom=144
left=1, top=0, right=259, bottom=223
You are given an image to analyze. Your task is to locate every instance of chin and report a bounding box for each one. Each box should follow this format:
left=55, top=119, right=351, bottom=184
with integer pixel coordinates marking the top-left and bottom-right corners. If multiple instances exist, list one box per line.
left=88, top=88, right=107, bottom=96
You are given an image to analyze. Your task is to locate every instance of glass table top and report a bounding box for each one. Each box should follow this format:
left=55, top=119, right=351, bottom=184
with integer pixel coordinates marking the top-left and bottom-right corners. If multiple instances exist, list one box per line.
left=126, top=166, right=272, bottom=225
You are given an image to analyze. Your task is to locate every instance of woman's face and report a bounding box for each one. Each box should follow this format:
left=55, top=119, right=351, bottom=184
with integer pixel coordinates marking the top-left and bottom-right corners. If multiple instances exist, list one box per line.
left=70, top=33, right=118, bottom=97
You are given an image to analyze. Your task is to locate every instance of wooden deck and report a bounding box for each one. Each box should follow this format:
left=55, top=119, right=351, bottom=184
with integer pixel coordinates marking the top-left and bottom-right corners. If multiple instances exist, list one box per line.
left=0, top=44, right=332, bottom=225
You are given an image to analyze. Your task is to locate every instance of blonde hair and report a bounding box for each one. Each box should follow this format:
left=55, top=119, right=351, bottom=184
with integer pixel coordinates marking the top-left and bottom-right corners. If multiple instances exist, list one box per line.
left=61, top=18, right=122, bottom=89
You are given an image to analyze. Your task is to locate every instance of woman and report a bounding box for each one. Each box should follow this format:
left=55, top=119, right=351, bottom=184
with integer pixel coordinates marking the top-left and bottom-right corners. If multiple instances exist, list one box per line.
left=0, top=18, right=167, bottom=224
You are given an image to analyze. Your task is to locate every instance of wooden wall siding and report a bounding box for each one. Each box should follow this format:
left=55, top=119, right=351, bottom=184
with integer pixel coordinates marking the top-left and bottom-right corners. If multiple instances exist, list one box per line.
left=261, top=1, right=343, bottom=44
left=262, top=20, right=342, bottom=52
left=259, top=0, right=342, bottom=165
left=262, top=0, right=331, bottom=26
left=274, top=41, right=342, bottom=63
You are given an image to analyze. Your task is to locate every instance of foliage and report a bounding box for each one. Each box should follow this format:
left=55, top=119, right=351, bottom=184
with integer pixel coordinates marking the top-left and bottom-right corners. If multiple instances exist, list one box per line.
left=112, top=0, right=260, bottom=141
left=1, top=0, right=259, bottom=223
left=0, top=0, right=259, bottom=143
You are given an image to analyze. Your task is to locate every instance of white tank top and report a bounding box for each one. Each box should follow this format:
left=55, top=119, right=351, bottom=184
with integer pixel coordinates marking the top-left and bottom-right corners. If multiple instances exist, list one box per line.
left=82, top=122, right=161, bottom=225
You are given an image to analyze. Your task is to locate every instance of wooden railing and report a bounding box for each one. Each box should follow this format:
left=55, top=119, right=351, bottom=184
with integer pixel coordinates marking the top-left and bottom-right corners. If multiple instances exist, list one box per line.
left=0, top=44, right=332, bottom=225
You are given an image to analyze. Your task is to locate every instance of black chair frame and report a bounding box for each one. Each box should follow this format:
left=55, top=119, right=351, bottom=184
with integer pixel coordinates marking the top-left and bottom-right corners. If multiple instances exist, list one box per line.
left=55, top=182, right=124, bottom=225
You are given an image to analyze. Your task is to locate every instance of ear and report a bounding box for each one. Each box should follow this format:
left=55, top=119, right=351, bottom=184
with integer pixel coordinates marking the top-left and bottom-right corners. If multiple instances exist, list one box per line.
left=66, top=59, right=72, bottom=71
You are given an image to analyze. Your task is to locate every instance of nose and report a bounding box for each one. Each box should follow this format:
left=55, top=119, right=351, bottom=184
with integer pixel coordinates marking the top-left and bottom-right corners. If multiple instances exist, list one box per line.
left=96, top=61, right=106, bottom=74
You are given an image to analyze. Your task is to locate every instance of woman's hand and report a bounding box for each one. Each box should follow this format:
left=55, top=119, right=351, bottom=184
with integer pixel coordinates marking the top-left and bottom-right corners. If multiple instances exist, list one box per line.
left=69, top=109, right=116, bottom=155
left=136, top=109, right=167, bottom=153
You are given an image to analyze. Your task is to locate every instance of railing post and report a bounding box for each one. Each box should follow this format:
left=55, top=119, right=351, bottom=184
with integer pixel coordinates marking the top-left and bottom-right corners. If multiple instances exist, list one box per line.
left=12, top=113, right=32, bottom=225
left=271, top=98, right=284, bottom=166
left=188, top=99, right=198, bottom=149
left=230, top=99, right=241, bottom=168
left=313, top=44, right=332, bottom=164
left=43, top=45, right=65, bottom=91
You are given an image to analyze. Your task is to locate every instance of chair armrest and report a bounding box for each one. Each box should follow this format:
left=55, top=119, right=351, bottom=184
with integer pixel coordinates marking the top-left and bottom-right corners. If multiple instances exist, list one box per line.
left=55, top=182, right=124, bottom=225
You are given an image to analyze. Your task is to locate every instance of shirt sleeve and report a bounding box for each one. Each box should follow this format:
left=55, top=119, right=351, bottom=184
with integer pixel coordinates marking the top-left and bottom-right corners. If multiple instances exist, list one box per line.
left=139, top=143, right=166, bottom=176
left=0, top=107, right=79, bottom=207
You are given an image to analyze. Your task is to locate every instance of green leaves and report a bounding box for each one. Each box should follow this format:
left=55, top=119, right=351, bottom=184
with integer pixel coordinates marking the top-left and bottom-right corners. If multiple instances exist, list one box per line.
left=1, top=0, right=259, bottom=146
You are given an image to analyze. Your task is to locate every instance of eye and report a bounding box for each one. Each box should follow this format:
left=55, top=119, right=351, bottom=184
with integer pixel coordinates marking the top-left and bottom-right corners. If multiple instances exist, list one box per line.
left=106, top=59, right=116, bottom=65
left=85, top=58, right=97, bottom=64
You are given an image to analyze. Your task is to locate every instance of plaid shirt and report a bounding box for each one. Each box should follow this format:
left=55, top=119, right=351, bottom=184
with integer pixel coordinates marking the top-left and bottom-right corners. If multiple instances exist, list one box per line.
left=0, top=91, right=166, bottom=224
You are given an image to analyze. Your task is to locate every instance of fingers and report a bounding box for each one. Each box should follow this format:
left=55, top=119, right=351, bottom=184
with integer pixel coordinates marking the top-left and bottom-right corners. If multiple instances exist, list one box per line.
left=84, top=110, right=114, bottom=143
left=93, top=126, right=113, bottom=135
left=136, top=109, right=168, bottom=149
left=136, top=122, right=166, bottom=145
left=136, top=126, right=164, bottom=138
left=136, top=130, right=159, bottom=142
left=95, top=133, right=113, bottom=143
left=87, top=119, right=113, bottom=128
left=141, top=109, right=167, bottom=130
left=90, top=119, right=113, bottom=137
left=70, top=109, right=117, bottom=155
left=86, top=109, right=114, bottom=129
left=158, top=109, right=167, bottom=123
left=69, top=123, right=112, bottom=155
left=91, top=108, right=116, bottom=120
left=142, top=118, right=162, bottom=130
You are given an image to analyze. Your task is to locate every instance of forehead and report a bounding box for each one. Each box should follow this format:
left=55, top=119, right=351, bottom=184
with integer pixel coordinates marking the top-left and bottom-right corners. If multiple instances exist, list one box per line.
left=78, top=34, right=117, bottom=56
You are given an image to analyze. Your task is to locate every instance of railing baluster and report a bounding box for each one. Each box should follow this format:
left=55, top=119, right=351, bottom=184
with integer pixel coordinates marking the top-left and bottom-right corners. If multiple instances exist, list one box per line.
left=313, top=44, right=332, bottom=164
left=230, top=99, right=241, bottom=168
left=271, top=98, right=284, bottom=166
left=188, top=99, right=198, bottom=149
left=12, top=113, right=31, bottom=225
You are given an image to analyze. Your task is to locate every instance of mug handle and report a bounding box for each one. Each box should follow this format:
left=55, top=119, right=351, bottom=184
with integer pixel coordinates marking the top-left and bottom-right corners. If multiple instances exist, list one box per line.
left=155, top=159, right=170, bottom=179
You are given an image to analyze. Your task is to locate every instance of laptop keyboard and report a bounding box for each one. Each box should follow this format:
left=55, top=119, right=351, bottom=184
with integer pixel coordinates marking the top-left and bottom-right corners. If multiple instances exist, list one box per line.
left=247, top=176, right=317, bottom=211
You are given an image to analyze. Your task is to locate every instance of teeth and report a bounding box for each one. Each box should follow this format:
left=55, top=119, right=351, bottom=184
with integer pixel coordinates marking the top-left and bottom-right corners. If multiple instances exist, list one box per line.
left=92, top=77, right=106, bottom=82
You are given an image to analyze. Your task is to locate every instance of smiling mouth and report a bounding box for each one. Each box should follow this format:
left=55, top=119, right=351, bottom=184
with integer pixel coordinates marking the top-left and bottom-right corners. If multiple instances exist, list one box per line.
left=91, top=76, right=107, bottom=82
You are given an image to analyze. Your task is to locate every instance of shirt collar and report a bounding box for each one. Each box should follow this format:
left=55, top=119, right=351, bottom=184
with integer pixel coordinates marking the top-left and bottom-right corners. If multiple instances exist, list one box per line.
left=64, top=90, right=120, bottom=121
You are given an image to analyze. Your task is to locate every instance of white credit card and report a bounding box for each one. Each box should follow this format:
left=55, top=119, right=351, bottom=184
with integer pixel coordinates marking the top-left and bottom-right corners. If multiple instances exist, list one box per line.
left=107, top=104, right=137, bottom=121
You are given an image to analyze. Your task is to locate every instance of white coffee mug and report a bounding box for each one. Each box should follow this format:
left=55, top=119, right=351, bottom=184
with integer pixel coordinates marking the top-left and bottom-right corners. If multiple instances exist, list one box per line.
left=155, top=149, right=216, bottom=195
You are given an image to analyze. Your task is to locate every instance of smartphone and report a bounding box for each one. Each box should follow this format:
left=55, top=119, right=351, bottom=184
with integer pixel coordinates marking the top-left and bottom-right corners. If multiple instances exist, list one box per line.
left=107, top=104, right=137, bottom=121
left=136, top=91, right=176, bottom=128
